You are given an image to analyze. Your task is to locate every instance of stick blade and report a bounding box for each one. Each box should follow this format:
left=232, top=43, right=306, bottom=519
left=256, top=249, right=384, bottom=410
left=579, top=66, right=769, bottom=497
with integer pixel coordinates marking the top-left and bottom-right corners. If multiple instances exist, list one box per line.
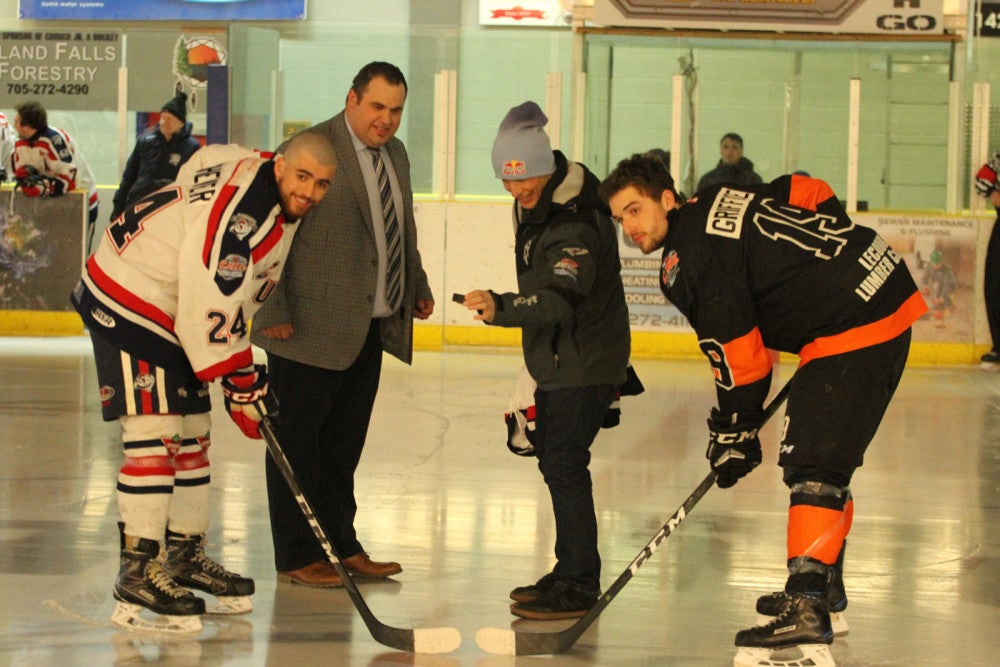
left=475, top=626, right=516, bottom=655
left=412, top=626, right=462, bottom=654
left=476, top=625, right=579, bottom=656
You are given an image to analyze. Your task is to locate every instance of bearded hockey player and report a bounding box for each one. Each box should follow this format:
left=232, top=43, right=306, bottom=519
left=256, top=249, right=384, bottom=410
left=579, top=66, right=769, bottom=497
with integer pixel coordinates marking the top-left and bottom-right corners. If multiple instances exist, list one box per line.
left=600, top=154, right=926, bottom=667
left=71, top=132, right=336, bottom=634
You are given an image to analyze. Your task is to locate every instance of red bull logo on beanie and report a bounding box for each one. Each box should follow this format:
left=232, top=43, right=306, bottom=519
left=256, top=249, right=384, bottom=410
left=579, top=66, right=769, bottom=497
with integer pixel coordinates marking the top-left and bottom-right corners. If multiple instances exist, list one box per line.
left=503, top=160, right=527, bottom=177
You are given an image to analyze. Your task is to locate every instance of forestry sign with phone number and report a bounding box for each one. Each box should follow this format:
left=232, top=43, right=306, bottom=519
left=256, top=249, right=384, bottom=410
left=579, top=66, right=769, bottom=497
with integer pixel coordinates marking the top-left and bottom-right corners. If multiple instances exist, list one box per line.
left=0, top=31, right=120, bottom=109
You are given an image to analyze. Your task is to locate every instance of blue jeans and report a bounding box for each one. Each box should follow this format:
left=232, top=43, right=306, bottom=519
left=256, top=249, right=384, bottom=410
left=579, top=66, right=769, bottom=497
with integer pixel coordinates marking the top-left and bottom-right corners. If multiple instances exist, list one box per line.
left=533, top=383, right=618, bottom=595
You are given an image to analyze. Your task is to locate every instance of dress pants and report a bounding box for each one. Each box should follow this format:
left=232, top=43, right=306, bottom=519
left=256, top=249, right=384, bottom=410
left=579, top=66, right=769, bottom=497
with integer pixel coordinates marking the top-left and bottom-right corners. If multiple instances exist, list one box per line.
left=984, top=214, right=1000, bottom=351
left=264, top=320, right=383, bottom=572
left=532, top=383, right=618, bottom=595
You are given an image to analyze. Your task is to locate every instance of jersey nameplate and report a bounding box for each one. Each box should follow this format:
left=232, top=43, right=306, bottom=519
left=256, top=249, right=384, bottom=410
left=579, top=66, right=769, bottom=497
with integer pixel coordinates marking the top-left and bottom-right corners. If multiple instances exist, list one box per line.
left=706, top=187, right=754, bottom=239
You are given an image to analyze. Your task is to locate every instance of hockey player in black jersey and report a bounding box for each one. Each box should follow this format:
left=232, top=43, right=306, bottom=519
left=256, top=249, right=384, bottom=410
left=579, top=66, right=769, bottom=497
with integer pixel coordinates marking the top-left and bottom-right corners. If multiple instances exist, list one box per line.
left=600, top=154, right=927, bottom=665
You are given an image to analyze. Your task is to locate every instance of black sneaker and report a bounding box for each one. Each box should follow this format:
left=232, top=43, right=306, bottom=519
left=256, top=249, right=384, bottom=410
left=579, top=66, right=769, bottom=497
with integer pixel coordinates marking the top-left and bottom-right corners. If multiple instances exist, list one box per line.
left=981, top=351, right=1000, bottom=370
left=736, top=593, right=833, bottom=649
left=509, top=572, right=557, bottom=603
left=509, top=581, right=598, bottom=620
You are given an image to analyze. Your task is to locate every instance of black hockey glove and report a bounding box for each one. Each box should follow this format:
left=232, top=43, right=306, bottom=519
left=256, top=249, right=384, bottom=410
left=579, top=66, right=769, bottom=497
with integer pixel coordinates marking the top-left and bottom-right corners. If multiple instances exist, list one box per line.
left=706, top=408, right=763, bottom=489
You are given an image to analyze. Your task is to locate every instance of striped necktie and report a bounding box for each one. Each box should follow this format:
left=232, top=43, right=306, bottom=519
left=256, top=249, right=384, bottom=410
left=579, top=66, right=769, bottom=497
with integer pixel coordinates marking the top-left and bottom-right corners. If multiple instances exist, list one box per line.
left=368, top=147, right=402, bottom=311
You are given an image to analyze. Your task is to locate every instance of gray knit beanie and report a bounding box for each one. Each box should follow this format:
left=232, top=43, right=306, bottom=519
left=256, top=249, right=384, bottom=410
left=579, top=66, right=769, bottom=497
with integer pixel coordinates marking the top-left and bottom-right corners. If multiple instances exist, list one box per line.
left=491, top=101, right=555, bottom=180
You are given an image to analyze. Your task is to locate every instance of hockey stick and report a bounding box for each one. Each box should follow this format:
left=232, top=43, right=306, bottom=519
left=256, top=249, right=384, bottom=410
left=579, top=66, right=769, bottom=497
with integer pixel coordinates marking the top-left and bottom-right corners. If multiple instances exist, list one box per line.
left=475, top=378, right=793, bottom=656
left=256, top=401, right=462, bottom=654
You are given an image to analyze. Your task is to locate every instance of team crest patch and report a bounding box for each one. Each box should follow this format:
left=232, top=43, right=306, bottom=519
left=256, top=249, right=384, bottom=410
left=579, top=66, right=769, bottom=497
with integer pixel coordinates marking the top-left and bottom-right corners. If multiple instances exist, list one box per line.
left=134, top=373, right=155, bottom=392
left=228, top=213, right=259, bottom=240
left=661, top=250, right=680, bottom=287
left=217, top=253, right=249, bottom=280
left=553, top=258, right=580, bottom=279
left=99, top=385, right=115, bottom=404
left=503, top=160, right=526, bottom=177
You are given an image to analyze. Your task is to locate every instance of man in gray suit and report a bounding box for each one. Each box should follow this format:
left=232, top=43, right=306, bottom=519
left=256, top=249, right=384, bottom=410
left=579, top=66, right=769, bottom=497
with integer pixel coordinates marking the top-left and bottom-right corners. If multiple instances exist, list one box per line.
left=251, top=62, right=435, bottom=587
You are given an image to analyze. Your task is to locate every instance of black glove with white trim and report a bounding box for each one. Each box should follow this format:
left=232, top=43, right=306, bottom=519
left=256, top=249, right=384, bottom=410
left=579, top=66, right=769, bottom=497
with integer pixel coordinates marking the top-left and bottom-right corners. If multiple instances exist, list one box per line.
left=706, top=408, right=762, bottom=489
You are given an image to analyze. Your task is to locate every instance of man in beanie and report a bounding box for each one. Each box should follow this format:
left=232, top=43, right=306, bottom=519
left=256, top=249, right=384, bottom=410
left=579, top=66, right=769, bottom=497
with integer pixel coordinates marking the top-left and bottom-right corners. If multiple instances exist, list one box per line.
left=458, top=101, right=630, bottom=620
left=111, top=90, right=201, bottom=222
left=12, top=100, right=100, bottom=252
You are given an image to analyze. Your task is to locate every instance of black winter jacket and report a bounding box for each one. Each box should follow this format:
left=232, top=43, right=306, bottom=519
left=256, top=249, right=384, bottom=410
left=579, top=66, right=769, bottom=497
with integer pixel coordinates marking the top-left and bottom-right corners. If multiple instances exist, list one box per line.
left=111, top=122, right=201, bottom=220
left=490, top=150, right=630, bottom=391
left=696, top=157, right=763, bottom=195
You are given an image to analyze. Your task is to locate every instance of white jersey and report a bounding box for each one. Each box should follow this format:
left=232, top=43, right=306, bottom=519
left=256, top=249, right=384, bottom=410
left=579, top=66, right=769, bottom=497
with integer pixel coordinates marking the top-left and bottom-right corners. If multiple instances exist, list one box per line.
left=72, top=151, right=296, bottom=382
left=13, top=125, right=98, bottom=214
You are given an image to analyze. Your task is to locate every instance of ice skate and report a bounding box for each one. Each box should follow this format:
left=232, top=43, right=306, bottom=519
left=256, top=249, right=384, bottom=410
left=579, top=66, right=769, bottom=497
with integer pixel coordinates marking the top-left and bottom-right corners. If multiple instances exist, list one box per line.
left=734, top=593, right=834, bottom=667
left=111, top=534, right=205, bottom=635
left=757, top=547, right=849, bottom=636
left=163, top=531, right=255, bottom=615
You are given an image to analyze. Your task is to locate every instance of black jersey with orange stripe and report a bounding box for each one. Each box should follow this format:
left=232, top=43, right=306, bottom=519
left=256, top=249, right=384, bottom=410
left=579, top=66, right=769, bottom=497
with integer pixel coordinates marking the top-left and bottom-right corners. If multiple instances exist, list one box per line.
left=659, top=173, right=927, bottom=418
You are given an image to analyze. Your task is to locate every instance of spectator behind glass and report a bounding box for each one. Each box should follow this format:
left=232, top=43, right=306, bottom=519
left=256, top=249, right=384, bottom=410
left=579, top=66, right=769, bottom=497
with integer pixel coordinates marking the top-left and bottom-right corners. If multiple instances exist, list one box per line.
left=111, top=91, right=201, bottom=221
left=696, top=132, right=763, bottom=194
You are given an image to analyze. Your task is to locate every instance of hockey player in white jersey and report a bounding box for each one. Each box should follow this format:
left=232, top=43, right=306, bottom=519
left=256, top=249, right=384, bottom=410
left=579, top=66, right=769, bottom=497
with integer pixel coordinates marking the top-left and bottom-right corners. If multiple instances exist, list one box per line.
left=71, top=132, right=337, bottom=634
left=11, top=101, right=100, bottom=252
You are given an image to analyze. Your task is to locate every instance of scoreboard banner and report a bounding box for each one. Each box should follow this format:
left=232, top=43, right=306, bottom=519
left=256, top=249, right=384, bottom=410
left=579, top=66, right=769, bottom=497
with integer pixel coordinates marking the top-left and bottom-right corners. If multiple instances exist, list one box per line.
left=593, top=0, right=946, bottom=36
left=977, top=2, right=1000, bottom=37
left=18, top=0, right=306, bottom=21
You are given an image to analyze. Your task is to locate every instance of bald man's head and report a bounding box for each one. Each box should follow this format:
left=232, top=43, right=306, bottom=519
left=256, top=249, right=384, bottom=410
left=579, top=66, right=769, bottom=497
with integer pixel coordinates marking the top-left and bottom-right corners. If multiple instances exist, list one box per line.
left=274, top=132, right=337, bottom=220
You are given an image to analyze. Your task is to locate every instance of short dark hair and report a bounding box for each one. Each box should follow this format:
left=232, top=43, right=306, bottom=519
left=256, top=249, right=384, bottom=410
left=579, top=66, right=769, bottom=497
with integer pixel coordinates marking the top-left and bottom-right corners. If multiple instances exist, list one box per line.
left=15, top=101, right=47, bottom=132
left=721, top=132, right=743, bottom=145
left=351, top=61, right=408, bottom=98
left=600, top=153, right=679, bottom=204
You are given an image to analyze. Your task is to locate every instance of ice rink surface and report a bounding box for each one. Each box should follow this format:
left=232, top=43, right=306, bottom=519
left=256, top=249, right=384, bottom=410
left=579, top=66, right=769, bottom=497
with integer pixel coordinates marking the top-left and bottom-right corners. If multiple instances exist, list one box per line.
left=1, top=336, right=998, bottom=666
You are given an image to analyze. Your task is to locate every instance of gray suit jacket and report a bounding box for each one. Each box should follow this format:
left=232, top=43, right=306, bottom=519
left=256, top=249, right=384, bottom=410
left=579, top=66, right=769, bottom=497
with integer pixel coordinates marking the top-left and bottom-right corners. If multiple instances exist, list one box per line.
left=250, top=111, right=432, bottom=369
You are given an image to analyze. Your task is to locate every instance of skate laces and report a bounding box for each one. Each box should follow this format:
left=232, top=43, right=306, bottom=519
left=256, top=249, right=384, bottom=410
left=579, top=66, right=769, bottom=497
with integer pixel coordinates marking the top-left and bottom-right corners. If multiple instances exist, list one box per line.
left=147, top=560, right=193, bottom=599
left=759, top=595, right=801, bottom=629
left=192, top=545, right=239, bottom=578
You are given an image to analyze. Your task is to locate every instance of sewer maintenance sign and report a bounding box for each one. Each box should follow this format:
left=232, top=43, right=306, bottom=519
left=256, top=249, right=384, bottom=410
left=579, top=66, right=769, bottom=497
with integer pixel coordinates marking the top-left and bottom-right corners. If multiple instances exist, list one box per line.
left=0, top=31, right=121, bottom=110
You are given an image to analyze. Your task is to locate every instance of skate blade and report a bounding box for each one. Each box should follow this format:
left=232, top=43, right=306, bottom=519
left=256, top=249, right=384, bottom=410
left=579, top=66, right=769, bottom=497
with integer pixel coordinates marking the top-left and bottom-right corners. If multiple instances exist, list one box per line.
left=111, top=601, right=202, bottom=635
left=205, top=596, right=252, bottom=615
left=755, top=612, right=848, bottom=637
left=734, top=644, right=835, bottom=667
